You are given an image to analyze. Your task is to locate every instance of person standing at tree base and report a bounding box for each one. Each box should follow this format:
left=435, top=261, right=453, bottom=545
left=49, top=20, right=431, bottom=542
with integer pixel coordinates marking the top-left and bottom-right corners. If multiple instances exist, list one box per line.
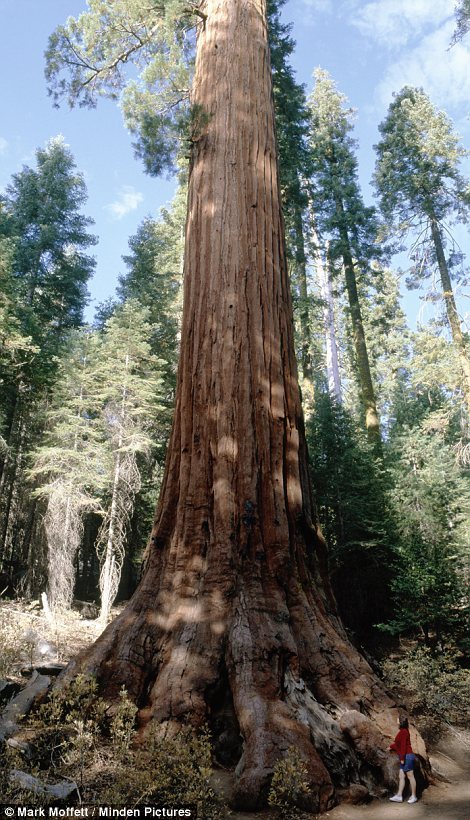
left=389, top=716, right=418, bottom=804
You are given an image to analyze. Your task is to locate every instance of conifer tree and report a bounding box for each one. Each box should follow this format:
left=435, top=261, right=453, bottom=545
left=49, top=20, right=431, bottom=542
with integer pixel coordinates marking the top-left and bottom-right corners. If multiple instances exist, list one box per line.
left=118, top=184, right=186, bottom=382
left=118, top=189, right=187, bottom=564
left=307, top=69, right=382, bottom=447
left=0, top=138, right=96, bottom=577
left=1, top=137, right=95, bottom=363
left=0, top=237, right=38, bottom=454
left=93, top=300, right=165, bottom=623
left=307, top=394, right=394, bottom=642
left=28, top=331, right=106, bottom=610
left=374, top=87, right=470, bottom=411
left=386, top=399, right=469, bottom=646
left=358, top=266, right=411, bottom=429
left=47, top=2, right=427, bottom=808
left=45, top=2, right=196, bottom=176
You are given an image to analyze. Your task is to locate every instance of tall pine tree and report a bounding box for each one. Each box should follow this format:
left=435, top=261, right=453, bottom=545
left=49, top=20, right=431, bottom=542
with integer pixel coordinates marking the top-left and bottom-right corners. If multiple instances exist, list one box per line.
left=307, top=69, right=382, bottom=447
left=0, top=138, right=96, bottom=581
left=374, top=87, right=470, bottom=411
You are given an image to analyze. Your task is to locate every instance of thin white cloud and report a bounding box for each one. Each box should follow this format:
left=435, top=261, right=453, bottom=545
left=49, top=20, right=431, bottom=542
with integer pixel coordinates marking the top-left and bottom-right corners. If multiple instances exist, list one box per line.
left=0, top=137, right=8, bottom=155
left=106, top=186, right=143, bottom=220
left=296, top=0, right=333, bottom=24
left=377, top=21, right=470, bottom=109
left=353, top=0, right=454, bottom=48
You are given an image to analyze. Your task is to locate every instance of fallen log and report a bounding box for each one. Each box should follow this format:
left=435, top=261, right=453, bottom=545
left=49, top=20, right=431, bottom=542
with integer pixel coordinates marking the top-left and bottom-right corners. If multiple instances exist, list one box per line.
left=0, top=671, right=51, bottom=740
left=10, top=769, right=78, bottom=801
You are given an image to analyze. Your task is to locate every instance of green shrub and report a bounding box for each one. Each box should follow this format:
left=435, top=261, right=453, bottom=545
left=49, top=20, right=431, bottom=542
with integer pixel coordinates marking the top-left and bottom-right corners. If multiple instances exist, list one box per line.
left=268, top=747, right=314, bottom=820
left=382, top=647, right=470, bottom=734
left=9, top=676, right=228, bottom=817
left=109, top=686, right=137, bottom=758
left=36, top=674, right=107, bottom=730
left=99, top=725, right=227, bottom=819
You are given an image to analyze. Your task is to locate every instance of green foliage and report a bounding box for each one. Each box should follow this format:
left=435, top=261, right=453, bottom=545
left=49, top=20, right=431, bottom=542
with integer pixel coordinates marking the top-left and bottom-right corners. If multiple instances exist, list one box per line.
left=28, top=329, right=107, bottom=505
left=68, top=718, right=95, bottom=788
left=0, top=137, right=96, bottom=379
left=0, top=743, right=29, bottom=803
left=118, top=185, right=186, bottom=382
left=307, top=69, right=381, bottom=272
left=45, top=1, right=199, bottom=175
left=109, top=687, right=138, bottom=757
left=382, top=647, right=470, bottom=730
left=37, top=674, right=106, bottom=729
left=26, top=330, right=106, bottom=609
left=267, top=0, right=310, bottom=215
left=0, top=139, right=96, bottom=594
left=96, top=299, right=166, bottom=456
left=452, top=0, right=470, bottom=43
left=307, top=393, right=394, bottom=640
left=0, top=237, right=39, bottom=446
left=349, top=265, right=411, bottom=429
left=375, top=86, right=469, bottom=228
left=100, top=726, right=226, bottom=817
left=267, top=1, right=321, bottom=385
left=268, top=747, right=313, bottom=820
left=23, top=693, right=227, bottom=817
left=116, top=191, right=186, bottom=557
left=29, top=675, right=107, bottom=770
left=374, top=86, right=470, bottom=294
left=383, top=412, right=469, bottom=645
left=307, top=70, right=383, bottom=443
left=409, top=324, right=462, bottom=399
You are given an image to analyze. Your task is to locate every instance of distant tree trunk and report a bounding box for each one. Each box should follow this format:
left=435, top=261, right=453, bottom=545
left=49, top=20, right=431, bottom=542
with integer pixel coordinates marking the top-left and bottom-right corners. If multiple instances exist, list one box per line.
left=338, top=221, right=381, bottom=447
left=314, top=233, right=341, bottom=402
left=46, top=397, right=85, bottom=611
left=62, top=0, right=425, bottom=810
left=291, top=194, right=314, bottom=385
left=98, top=451, right=123, bottom=624
left=430, top=216, right=470, bottom=411
left=0, top=405, right=26, bottom=567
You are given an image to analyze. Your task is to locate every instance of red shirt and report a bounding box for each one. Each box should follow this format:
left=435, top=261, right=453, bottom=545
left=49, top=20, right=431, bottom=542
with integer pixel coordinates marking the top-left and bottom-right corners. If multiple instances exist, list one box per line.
left=390, top=728, right=413, bottom=762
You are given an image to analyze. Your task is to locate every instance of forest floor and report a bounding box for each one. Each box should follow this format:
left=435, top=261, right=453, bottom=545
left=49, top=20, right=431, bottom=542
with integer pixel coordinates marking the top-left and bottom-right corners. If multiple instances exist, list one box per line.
left=1, top=600, right=469, bottom=818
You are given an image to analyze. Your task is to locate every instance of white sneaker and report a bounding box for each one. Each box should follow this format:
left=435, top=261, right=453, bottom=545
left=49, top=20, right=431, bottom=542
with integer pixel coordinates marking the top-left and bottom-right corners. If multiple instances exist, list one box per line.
left=408, top=796, right=418, bottom=804
left=389, top=795, right=403, bottom=802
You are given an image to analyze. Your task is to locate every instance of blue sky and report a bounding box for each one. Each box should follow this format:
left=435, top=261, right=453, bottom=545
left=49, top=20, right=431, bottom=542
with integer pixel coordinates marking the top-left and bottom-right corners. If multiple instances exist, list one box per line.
left=0, top=0, right=469, bottom=327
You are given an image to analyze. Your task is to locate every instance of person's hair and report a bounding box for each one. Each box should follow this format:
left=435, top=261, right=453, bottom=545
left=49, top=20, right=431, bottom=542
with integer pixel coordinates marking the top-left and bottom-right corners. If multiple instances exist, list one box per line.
left=399, top=716, right=409, bottom=730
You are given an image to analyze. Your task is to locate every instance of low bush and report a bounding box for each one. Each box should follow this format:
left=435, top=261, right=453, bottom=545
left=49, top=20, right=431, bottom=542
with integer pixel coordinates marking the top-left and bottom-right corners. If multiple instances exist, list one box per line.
left=382, top=647, right=470, bottom=740
left=5, top=677, right=228, bottom=818
left=268, top=746, right=315, bottom=820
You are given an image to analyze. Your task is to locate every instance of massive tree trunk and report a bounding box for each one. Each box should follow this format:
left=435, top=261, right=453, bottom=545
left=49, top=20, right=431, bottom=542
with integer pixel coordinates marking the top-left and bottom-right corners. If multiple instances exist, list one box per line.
left=61, top=0, right=425, bottom=811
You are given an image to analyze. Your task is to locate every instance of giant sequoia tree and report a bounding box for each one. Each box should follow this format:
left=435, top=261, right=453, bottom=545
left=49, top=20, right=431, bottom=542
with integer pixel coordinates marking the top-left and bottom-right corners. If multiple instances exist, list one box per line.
left=47, top=1, right=426, bottom=811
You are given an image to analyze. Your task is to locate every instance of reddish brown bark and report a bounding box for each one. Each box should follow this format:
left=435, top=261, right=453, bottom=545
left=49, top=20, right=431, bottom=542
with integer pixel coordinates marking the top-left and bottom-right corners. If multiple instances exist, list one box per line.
left=62, top=0, right=427, bottom=811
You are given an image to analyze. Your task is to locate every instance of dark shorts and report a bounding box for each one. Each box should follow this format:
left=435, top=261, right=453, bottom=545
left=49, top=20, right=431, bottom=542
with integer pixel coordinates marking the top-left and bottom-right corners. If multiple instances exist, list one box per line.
left=400, top=753, right=415, bottom=772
